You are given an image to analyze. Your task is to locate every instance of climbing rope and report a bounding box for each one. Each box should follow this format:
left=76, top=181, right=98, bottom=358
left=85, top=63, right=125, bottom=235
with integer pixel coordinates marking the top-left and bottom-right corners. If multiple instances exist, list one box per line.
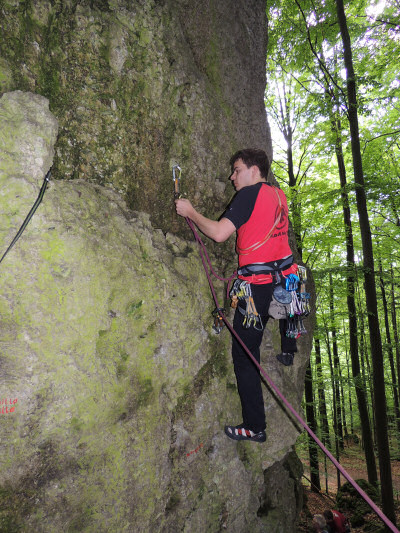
left=183, top=215, right=399, bottom=533
left=0, top=169, right=52, bottom=266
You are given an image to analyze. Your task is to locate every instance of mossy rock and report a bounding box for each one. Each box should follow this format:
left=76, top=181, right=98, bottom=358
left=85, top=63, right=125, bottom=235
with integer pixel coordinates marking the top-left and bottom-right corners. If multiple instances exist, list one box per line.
left=0, top=90, right=311, bottom=533
left=336, top=478, right=380, bottom=518
left=351, top=511, right=366, bottom=527
left=0, top=0, right=272, bottom=237
left=364, top=522, right=385, bottom=532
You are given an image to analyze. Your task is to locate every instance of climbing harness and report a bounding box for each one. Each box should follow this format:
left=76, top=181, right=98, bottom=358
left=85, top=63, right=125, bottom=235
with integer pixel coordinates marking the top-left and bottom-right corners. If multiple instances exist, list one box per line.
left=233, top=259, right=309, bottom=340
left=173, top=164, right=399, bottom=533
left=236, top=255, right=294, bottom=277
left=0, top=168, right=52, bottom=267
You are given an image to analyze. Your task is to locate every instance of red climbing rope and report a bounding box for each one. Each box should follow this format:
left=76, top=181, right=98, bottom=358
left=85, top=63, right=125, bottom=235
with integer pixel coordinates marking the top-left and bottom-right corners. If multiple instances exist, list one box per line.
left=185, top=216, right=400, bottom=533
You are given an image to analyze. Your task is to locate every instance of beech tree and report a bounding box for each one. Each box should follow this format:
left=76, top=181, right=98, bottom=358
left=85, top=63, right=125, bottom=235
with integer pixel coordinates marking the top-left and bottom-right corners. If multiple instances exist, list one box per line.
left=266, top=0, right=400, bottom=524
left=335, top=0, right=395, bottom=523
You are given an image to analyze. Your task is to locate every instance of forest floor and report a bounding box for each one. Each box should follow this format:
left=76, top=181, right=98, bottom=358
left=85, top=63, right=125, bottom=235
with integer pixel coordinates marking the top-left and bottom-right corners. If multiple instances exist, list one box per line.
left=297, top=441, right=400, bottom=532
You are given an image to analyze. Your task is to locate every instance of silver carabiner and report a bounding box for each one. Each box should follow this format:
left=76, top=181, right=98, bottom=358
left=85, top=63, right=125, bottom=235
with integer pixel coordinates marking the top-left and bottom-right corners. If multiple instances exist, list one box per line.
left=172, top=164, right=182, bottom=199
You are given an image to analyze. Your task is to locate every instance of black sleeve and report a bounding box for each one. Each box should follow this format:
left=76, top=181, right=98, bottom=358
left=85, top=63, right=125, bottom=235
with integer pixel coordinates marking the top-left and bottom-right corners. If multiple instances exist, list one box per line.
left=221, top=184, right=261, bottom=229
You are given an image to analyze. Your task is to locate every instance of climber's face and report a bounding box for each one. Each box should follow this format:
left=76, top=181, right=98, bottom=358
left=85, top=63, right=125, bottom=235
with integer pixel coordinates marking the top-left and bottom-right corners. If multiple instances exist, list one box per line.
left=229, top=159, right=259, bottom=191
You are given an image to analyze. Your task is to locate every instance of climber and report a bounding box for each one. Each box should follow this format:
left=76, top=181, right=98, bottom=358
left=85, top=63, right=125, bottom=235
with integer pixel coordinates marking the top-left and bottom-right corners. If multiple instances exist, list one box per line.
left=175, top=148, right=298, bottom=443
left=323, top=509, right=350, bottom=533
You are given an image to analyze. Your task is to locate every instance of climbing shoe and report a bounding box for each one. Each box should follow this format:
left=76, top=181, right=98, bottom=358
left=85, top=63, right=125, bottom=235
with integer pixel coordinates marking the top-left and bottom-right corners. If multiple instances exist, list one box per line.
left=276, top=352, right=295, bottom=366
left=224, top=425, right=266, bottom=443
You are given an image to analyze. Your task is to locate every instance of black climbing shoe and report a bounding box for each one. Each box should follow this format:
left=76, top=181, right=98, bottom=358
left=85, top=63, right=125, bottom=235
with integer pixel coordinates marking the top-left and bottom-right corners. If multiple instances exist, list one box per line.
left=276, top=352, right=295, bottom=366
left=224, top=425, right=266, bottom=443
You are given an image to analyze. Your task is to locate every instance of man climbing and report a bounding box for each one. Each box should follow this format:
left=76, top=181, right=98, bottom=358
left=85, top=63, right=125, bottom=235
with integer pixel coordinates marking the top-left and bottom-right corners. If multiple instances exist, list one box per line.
left=175, top=148, right=297, bottom=443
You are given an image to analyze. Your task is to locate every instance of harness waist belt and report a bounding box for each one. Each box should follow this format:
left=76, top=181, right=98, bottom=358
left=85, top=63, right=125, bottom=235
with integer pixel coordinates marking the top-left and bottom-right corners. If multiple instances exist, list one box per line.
left=237, top=255, right=294, bottom=277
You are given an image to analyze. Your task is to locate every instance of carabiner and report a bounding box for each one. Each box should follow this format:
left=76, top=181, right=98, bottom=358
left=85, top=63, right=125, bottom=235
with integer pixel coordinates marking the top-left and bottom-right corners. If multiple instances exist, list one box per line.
left=172, top=164, right=182, bottom=199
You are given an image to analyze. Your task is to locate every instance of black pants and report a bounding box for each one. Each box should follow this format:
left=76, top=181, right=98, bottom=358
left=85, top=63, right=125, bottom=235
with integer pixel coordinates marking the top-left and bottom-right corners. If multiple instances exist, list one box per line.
left=231, top=283, right=297, bottom=432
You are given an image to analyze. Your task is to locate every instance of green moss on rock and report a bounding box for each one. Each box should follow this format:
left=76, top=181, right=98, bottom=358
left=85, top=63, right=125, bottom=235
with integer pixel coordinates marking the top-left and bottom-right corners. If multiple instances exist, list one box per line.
left=0, top=0, right=311, bottom=525
left=0, top=0, right=271, bottom=235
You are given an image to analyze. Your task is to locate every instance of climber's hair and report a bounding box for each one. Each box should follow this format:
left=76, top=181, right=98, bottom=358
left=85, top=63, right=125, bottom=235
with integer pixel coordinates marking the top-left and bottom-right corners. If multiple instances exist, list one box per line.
left=313, top=514, right=327, bottom=528
left=229, top=148, right=270, bottom=180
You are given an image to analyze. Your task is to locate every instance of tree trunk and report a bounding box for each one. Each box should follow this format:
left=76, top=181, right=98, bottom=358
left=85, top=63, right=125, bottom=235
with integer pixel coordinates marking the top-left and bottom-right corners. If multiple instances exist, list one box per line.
left=305, top=359, right=321, bottom=492
left=317, top=50, right=378, bottom=481
left=324, top=319, right=341, bottom=489
left=357, top=295, right=376, bottom=443
left=336, top=0, right=396, bottom=523
left=390, top=263, right=400, bottom=439
left=343, top=324, right=354, bottom=436
left=331, top=110, right=377, bottom=484
left=314, top=328, right=331, bottom=450
left=329, top=264, right=344, bottom=450
left=279, top=84, right=303, bottom=256
left=379, top=259, right=400, bottom=437
left=339, top=364, right=348, bottom=440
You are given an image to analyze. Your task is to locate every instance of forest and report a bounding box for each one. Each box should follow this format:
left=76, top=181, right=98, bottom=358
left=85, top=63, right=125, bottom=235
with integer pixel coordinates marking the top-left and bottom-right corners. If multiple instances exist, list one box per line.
left=265, top=0, right=400, bottom=529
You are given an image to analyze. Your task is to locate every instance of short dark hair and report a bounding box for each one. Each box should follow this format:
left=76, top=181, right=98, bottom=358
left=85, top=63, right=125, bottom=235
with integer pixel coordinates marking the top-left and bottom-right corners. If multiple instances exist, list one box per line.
left=323, top=510, right=334, bottom=521
left=229, top=148, right=270, bottom=179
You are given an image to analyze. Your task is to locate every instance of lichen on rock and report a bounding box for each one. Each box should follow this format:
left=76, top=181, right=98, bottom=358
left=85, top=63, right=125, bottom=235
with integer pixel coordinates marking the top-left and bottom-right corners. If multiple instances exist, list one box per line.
left=0, top=0, right=270, bottom=235
left=0, top=0, right=312, bottom=529
left=0, top=90, right=308, bottom=532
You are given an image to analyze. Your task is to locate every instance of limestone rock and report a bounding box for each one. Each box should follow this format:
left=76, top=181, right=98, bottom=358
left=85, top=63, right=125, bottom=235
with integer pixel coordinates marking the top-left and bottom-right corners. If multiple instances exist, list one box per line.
left=0, top=92, right=307, bottom=532
left=0, top=0, right=314, bottom=524
left=0, top=0, right=269, bottom=235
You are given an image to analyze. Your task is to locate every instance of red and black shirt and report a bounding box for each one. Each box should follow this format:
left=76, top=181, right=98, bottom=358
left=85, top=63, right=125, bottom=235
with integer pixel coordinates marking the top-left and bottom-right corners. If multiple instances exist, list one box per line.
left=222, top=182, right=294, bottom=283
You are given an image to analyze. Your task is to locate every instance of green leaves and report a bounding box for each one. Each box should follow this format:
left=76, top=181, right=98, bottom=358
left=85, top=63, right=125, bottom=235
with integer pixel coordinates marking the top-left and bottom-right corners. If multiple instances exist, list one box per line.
left=267, top=0, right=400, bottom=270
left=267, top=1, right=400, bottom=483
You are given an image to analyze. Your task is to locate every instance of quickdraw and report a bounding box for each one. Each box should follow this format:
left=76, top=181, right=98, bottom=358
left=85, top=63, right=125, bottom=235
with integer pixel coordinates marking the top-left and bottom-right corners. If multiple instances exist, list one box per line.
left=285, top=268, right=309, bottom=339
left=230, top=279, right=263, bottom=331
left=299, top=266, right=311, bottom=316
left=173, top=165, right=229, bottom=335
left=212, top=307, right=226, bottom=334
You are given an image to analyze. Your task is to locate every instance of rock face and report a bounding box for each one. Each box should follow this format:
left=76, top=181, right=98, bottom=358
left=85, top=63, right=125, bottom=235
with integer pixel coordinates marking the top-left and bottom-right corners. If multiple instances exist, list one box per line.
left=0, top=0, right=270, bottom=235
left=0, top=91, right=308, bottom=532
left=0, top=1, right=312, bottom=530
